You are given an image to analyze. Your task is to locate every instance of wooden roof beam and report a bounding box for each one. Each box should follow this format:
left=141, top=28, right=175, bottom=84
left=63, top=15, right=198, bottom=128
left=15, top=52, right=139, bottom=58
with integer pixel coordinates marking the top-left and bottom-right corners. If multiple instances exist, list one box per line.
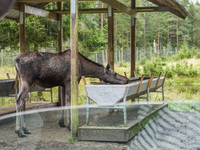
left=13, top=3, right=57, bottom=20
left=17, top=0, right=94, bottom=2
left=52, top=7, right=169, bottom=14
left=100, top=0, right=137, bottom=18
left=24, top=5, right=57, bottom=20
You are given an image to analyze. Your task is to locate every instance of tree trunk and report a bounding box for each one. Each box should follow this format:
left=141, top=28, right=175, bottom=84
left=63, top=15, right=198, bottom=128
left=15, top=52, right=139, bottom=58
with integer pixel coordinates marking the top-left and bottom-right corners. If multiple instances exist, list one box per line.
left=157, top=14, right=160, bottom=54
left=167, top=13, right=170, bottom=44
left=176, top=16, right=179, bottom=49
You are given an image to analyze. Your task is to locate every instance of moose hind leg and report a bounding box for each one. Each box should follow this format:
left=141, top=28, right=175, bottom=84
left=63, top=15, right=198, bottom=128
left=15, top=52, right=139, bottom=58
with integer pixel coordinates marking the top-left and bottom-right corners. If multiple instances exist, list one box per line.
left=15, top=81, right=31, bottom=137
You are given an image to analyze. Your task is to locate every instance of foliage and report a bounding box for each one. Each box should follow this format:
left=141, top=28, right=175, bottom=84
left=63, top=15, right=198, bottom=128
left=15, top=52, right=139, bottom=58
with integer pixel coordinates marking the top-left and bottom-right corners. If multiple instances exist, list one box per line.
left=168, top=103, right=200, bottom=113
left=142, top=59, right=165, bottom=76
left=67, top=136, right=78, bottom=143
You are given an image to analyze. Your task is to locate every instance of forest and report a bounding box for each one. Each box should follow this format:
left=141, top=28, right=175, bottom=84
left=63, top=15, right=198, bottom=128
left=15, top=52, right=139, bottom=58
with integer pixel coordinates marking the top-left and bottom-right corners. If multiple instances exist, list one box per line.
left=0, top=0, right=199, bottom=60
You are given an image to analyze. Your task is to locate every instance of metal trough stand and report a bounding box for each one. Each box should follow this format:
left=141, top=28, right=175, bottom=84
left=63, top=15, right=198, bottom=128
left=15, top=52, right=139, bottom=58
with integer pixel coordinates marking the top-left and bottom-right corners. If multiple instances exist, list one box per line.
left=83, top=72, right=167, bottom=125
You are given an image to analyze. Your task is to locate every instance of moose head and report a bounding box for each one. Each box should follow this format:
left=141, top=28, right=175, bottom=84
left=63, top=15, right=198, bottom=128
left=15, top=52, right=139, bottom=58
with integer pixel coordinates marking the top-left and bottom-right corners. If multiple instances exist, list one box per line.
left=102, top=64, right=129, bottom=84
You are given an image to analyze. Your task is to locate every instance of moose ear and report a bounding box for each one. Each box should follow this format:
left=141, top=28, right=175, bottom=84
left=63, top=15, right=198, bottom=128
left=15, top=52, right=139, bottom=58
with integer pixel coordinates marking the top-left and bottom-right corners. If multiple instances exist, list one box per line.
left=106, top=64, right=110, bottom=70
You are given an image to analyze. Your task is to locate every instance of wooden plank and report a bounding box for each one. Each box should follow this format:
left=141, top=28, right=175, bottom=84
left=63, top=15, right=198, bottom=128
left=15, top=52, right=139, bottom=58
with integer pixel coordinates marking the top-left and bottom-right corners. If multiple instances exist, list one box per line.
left=70, top=0, right=79, bottom=138
left=162, top=71, right=168, bottom=85
left=130, top=0, right=136, bottom=77
left=108, top=6, right=114, bottom=70
left=137, top=74, right=144, bottom=94
left=156, top=72, right=162, bottom=88
left=100, top=0, right=137, bottom=17
left=147, top=73, right=154, bottom=90
left=25, top=5, right=57, bottom=20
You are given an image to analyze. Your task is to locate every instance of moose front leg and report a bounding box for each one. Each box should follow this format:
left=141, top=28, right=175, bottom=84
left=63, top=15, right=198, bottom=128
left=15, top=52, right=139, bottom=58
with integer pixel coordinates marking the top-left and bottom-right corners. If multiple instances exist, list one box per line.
left=58, top=86, right=66, bottom=127
left=58, top=85, right=71, bottom=130
left=65, top=84, right=71, bottom=130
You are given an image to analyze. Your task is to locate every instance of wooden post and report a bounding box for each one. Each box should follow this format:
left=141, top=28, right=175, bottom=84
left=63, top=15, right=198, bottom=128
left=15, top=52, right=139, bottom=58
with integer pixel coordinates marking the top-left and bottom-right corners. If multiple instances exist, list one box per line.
left=176, top=16, right=179, bottom=49
left=102, top=50, right=105, bottom=64
left=70, top=0, right=79, bottom=138
left=96, top=53, right=98, bottom=63
left=6, top=73, right=10, bottom=79
left=19, top=3, right=25, bottom=54
left=19, top=3, right=25, bottom=110
left=131, top=0, right=136, bottom=77
left=163, top=46, right=165, bottom=57
left=175, top=47, right=177, bottom=54
left=58, top=2, right=63, bottom=106
left=108, top=6, right=114, bottom=70
left=1, top=50, right=3, bottom=67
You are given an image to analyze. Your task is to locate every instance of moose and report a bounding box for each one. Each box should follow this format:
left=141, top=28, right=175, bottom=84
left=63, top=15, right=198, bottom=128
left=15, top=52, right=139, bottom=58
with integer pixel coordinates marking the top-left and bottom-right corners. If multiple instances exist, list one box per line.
left=15, top=49, right=129, bottom=137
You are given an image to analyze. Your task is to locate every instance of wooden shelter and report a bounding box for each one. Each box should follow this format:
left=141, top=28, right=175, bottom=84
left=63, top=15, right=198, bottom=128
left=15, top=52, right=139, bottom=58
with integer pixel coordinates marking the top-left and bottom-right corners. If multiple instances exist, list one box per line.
left=3, top=0, right=191, bottom=137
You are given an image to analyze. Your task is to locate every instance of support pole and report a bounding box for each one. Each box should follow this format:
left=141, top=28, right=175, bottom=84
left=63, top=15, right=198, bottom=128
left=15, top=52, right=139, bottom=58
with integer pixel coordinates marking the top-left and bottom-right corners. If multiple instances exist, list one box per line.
left=131, top=0, right=136, bottom=77
left=70, top=0, right=79, bottom=138
left=19, top=3, right=26, bottom=110
left=108, top=6, right=114, bottom=70
left=57, top=2, right=63, bottom=106
left=19, top=3, right=25, bottom=54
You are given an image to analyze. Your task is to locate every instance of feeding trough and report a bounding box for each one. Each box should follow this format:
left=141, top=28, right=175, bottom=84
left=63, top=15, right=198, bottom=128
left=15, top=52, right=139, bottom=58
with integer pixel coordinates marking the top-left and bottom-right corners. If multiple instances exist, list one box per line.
left=84, top=72, right=167, bottom=125
left=0, top=79, right=16, bottom=97
left=0, top=79, right=53, bottom=102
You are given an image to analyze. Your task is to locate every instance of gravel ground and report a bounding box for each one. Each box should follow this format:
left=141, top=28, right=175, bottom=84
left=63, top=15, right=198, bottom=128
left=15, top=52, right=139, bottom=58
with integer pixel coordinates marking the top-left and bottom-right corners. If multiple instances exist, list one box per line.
left=1, top=106, right=200, bottom=150
left=0, top=108, right=128, bottom=150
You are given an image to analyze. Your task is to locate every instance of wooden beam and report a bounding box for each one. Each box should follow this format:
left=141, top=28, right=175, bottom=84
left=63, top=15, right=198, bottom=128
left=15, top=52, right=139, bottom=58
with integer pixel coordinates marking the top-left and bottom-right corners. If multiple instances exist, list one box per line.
left=57, top=2, right=63, bottom=107
left=51, top=7, right=169, bottom=14
left=19, top=3, right=25, bottom=54
left=130, top=0, right=136, bottom=77
left=17, top=0, right=94, bottom=2
left=167, top=0, right=187, bottom=17
left=100, top=0, right=137, bottom=18
left=25, top=5, right=57, bottom=20
left=70, top=0, right=79, bottom=138
left=108, top=6, right=114, bottom=70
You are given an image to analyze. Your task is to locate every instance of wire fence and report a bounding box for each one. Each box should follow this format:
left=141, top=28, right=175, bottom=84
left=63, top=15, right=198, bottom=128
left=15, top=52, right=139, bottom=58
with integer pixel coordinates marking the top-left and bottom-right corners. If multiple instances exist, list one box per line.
left=90, top=46, right=179, bottom=64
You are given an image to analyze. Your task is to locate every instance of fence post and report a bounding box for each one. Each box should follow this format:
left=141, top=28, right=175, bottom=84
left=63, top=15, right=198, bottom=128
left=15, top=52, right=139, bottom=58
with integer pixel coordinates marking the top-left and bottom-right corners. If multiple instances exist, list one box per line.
left=175, top=47, right=177, bottom=54
left=121, top=47, right=123, bottom=64
left=1, top=49, right=3, bottom=67
left=150, top=46, right=152, bottom=60
left=163, top=46, right=165, bottom=57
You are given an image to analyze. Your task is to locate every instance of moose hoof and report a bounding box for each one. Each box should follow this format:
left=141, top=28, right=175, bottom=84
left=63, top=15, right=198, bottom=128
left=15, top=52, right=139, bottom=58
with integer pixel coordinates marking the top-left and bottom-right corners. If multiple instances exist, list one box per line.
left=58, top=120, right=66, bottom=127
left=23, top=127, right=31, bottom=134
left=15, top=130, right=26, bottom=138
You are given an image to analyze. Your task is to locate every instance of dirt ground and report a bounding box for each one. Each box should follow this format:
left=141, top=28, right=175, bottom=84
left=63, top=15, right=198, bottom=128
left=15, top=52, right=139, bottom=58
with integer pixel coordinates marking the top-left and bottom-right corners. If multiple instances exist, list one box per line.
left=0, top=108, right=129, bottom=150
left=1, top=105, right=200, bottom=150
